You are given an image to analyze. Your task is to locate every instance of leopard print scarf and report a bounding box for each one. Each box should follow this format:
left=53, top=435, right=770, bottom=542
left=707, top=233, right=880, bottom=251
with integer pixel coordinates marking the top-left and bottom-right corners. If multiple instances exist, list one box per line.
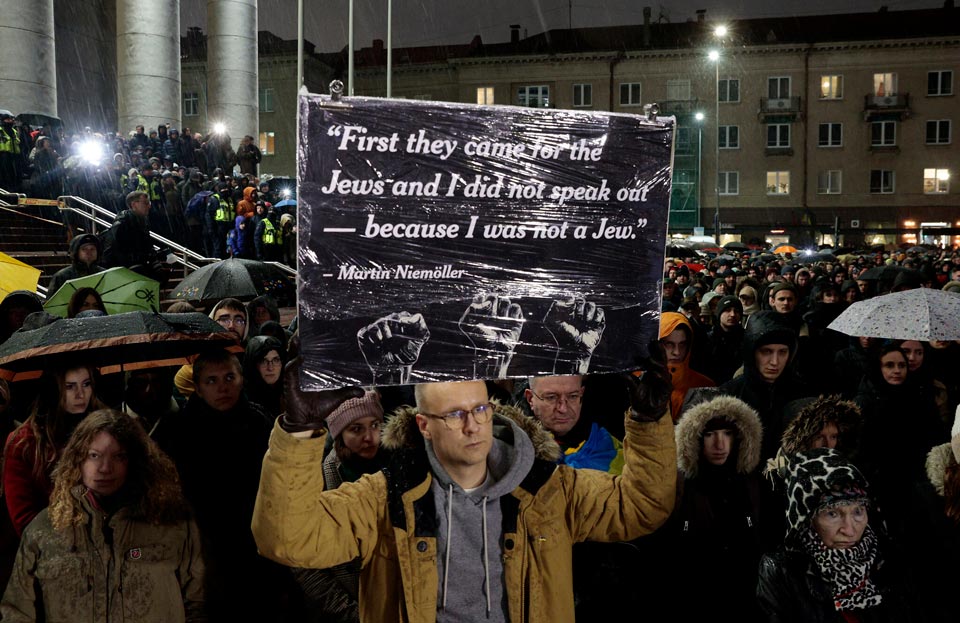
left=801, top=524, right=883, bottom=611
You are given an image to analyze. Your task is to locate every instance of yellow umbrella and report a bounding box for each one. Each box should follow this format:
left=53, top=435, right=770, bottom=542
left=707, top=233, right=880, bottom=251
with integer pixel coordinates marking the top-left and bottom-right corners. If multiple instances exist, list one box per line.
left=0, top=252, right=41, bottom=299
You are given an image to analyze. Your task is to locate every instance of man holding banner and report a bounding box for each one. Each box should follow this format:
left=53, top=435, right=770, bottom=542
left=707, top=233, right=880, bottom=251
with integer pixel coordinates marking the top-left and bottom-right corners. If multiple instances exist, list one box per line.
left=253, top=355, right=675, bottom=623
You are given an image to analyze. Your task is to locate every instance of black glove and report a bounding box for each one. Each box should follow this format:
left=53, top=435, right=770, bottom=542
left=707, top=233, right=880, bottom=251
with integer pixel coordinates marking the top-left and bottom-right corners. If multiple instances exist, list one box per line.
left=279, top=356, right=365, bottom=433
left=625, top=341, right=673, bottom=423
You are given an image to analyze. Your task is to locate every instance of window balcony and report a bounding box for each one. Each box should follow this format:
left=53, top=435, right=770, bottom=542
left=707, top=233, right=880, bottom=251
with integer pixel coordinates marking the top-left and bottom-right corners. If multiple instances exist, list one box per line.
left=863, top=93, right=911, bottom=120
left=759, top=96, right=802, bottom=120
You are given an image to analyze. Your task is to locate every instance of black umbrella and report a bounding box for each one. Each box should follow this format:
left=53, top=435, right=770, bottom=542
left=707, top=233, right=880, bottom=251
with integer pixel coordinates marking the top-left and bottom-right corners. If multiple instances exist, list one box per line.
left=172, top=259, right=294, bottom=303
left=858, top=265, right=908, bottom=281
left=0, top=312, right=239, bottom=381
left=723, top=241, right=749, bottom=251
left=665, top=243, right=694, bottom=257
left=808, top=252, right=838, bottom=263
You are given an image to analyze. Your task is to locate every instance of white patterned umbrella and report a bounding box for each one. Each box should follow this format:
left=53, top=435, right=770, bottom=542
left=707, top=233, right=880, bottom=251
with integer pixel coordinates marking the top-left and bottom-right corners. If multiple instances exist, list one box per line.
left=828, top=288, right=960, bottom=341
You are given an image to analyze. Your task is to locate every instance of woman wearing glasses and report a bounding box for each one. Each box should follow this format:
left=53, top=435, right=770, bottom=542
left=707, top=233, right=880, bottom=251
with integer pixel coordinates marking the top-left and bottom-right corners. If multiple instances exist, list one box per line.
left=243, top=336, right=286, bottom=417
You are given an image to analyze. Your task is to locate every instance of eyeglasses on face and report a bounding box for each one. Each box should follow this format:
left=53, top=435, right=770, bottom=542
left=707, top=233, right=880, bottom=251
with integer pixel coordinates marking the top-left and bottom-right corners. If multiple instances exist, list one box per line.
left=420, top=402, right=495, bottom=430
left=258, top=356, right=282, bottom=368
left=216, top=315, right=246, bottom=326
left=530, top=390, right=583, bottom=406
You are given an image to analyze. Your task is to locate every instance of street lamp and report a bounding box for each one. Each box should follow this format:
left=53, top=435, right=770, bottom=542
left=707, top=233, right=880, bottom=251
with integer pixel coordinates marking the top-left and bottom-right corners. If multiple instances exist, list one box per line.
left=695, top=112, right=705, bottom=228
left=708, top=49, right=721, bottom=242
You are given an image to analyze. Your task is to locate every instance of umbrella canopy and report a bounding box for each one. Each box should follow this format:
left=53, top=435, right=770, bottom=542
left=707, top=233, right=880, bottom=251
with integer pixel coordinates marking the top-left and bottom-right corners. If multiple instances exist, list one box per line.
left=807, top=252, right=838, bottom=263
left=0, top=311, right=240, bottom=381
left=275, top=199, right=297, bottom=208
left=828, top=288, right=960, bottom=341
left=723, top=241, right=749, bottom=251
left=15, top=112, right=62, bottom=129
left=0, top=253, right=40, bottom=298
left=665, top=243, right=694, bottom=257
left=858, top=265, right=908, bottom=281
left=172, top=258, right=294, bottom=303
left=773, top=245, right=798, bottom=254
left=43, top=267, right=160, bottom=317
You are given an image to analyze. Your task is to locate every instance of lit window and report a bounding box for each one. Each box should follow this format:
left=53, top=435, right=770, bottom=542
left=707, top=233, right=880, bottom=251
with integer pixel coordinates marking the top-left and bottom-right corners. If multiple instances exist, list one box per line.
left=767, top=124, right=790, bottom=148
left=766, top=171, right=790, bottom=195
left=573, top=84, right=592, bottom=107
left=817, top=170, right=842, bottom=194
left=923, top=168, right=950, bottom=194
left=518, top=85, right=550, bottom=108
left=718, top=171, right=739, bottom=195
left=476, top=87, right=494, bottom=105
left=926, top=120, right=951, bottom=145
left=619, top=82, right=641, bottom=106
left=718, top=126, right=739, bottom=149
left=871, top=121, right=896, bottom=147
left=873, top=73, right=897, bottom=96
left=259, top=88, right=275, bottom=113
left=870, top=170, right=895, bottom=194
left=818, top=123, right=842, bottom=147
left=820, top=75, right=843, bottom=99
left=718, top=79, right=739, bottom=103
left=183, top=92, right=199, bottom=117
left=259, top=131, right=275, bottom=156
left=928, top=71, right=953, bottom=96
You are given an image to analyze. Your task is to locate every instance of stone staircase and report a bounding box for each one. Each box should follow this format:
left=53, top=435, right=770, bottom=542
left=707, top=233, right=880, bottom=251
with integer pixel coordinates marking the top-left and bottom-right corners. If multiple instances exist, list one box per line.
left=0, top=202, right=72, bottom=291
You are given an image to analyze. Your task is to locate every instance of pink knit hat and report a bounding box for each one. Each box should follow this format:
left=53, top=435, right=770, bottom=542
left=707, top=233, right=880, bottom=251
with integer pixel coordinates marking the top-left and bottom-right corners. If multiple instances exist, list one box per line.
left=326, top=390, right=384, bottom=439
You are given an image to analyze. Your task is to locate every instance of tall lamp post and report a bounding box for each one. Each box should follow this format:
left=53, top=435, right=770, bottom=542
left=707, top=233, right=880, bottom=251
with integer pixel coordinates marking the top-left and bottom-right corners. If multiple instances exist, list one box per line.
left=708, top=24, right=727, bottom=243
left=695, top=111, right=705, bottom=229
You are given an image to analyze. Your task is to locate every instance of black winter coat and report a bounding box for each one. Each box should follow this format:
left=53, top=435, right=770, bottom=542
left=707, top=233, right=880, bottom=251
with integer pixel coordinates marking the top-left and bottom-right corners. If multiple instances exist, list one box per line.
left=757, top=549, right=922, bottom=623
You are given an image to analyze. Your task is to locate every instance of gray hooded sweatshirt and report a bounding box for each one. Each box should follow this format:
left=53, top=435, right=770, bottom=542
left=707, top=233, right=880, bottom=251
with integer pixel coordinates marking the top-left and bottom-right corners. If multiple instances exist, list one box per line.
left=424, top=417, right=535, bottom=622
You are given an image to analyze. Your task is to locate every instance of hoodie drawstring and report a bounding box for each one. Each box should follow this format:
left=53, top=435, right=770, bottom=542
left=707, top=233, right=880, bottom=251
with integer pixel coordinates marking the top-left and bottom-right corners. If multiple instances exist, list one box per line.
left=442, top=483, right=453, bottom=610
left=482, top=495, right=491, bottom=615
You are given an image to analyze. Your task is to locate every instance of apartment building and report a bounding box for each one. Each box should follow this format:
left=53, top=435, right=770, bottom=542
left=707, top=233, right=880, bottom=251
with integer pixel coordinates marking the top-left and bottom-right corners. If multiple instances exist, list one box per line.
left=345, top=5, right=959, bottom=246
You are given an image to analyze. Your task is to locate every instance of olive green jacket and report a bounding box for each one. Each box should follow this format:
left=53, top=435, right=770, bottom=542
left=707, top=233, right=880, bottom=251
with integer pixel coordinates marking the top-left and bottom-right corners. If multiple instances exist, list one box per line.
left=1, top=487, right=205, bottom=623
left=252, top=405, right=676, bottom=623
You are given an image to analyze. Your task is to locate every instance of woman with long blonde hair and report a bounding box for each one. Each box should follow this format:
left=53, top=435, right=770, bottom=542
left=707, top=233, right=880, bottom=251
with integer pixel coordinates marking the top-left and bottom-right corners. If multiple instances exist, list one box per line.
left=1, top=409, right=204, bottom=622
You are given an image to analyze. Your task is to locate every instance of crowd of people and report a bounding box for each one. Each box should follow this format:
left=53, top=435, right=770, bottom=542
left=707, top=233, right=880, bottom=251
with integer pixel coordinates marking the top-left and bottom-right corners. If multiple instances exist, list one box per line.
left=0, top=230, right=960, bottom=621
left=0, top=113, right=296, bottom=267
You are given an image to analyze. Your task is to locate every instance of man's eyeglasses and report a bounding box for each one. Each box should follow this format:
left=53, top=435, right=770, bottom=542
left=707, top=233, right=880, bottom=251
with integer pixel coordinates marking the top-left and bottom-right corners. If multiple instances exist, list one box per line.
left=420, top=403, right=495, bottom=430
left=216, top=315, right=247, bottom=327
left=530, top=390, right=583, bottom=406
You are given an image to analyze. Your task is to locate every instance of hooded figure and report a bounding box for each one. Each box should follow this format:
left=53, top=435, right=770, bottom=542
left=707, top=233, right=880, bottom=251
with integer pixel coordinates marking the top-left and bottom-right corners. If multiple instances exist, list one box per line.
left=706, top=295, right=745, bottom=383
left=663, top=395, right=764, bottom=621
left=706, top=310, right=807, bottom=462
left=757, top=449, right=921, bottom=622
left=243, top=336, right=286, bottom=418
left=236, top=185, right=256, bottom=218
left=0, top=290, right=43, bottom=345
left=659, top=312, right=715, bottom=421
left=245, top=295, right=281, bottom=337
left=46, top=233, right=107, bottom=296
left=229, top=214, right=254, bottom=259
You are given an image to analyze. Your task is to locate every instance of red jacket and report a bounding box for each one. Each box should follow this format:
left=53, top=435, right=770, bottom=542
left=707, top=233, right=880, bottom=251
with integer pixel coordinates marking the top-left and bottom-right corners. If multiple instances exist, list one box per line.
left=3, top=425, right=54, bottom=535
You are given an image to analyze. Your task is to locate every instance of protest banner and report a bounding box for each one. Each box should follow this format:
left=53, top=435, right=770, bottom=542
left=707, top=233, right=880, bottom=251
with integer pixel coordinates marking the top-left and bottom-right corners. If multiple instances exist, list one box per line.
left=297, top=92, right=674, bottom=390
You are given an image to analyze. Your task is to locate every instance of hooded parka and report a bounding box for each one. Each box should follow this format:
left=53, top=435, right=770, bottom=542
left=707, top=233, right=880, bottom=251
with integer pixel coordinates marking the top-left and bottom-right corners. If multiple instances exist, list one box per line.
left=252, top=403, right=675, bottom=623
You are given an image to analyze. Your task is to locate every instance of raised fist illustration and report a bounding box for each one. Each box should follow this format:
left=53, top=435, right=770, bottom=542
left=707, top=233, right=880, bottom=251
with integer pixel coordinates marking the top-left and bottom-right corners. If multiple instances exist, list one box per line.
left=459, top=294, right=525, bottom=378
left=357, top=311, right=430, bottom=384
left=543, top=293, right=606, bottom=374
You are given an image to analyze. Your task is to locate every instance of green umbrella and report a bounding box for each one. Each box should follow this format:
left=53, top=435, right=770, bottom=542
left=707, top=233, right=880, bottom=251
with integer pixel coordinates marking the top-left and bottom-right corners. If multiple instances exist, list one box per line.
left=44, top=267, right=160, bottom=317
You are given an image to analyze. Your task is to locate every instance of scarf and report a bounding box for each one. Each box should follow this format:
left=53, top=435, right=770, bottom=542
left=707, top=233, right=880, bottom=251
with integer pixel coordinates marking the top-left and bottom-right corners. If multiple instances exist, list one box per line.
left=801, top=524, right=883, bottom=612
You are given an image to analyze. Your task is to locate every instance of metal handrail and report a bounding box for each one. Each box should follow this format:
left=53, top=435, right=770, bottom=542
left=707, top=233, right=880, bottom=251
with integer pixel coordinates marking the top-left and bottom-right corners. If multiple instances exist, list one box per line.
left=57, top=195, right=298, bottom=277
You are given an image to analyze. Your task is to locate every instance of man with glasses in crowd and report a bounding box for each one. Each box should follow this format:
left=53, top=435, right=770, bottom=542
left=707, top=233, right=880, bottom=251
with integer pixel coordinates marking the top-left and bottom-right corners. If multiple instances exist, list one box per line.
left=253, top=350, right=677, bottom=623
left=525, top=374, right=624, bottom=473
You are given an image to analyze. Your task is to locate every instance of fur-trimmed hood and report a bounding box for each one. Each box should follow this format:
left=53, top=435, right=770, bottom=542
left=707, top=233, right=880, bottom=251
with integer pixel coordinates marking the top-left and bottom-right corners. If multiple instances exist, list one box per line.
left=675, top=394, right=763, bottom=478
left=926, top=442, right=955, bottom=496
left=382, top=402, right=562, bottom=463
left=780, top=395, right=862, bottom=456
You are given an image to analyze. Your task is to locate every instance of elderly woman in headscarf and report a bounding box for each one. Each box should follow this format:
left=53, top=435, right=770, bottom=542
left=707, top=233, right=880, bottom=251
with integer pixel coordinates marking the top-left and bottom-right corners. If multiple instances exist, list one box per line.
left=757, top=448, right=923, bottom=622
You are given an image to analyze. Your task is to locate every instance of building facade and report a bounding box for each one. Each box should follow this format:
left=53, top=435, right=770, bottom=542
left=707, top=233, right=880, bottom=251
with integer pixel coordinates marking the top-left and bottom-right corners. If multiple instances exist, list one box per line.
left=344, top=5, right=959, bottom=247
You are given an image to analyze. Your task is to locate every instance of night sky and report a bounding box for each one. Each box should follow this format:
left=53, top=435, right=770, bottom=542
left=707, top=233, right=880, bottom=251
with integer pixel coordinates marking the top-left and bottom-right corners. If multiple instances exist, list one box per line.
left=182, top=0, right=940, bottom=53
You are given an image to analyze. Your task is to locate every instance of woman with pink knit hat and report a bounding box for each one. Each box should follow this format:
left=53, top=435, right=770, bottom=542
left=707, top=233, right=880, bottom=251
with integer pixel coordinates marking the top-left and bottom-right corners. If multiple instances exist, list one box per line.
left=292, top=390, right=389, bottom=622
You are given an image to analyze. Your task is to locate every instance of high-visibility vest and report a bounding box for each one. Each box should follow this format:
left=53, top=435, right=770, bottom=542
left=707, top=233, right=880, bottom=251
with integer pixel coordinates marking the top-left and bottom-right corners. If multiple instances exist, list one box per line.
left=149, top=178, right=162, bottom=201
left=262, top=218, right=281, bottom=245
left=0, top=128, right=20, bottom=154
left=137, top=175, right=150, bottom=194
left=214, top=196, right=232, bottom=222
